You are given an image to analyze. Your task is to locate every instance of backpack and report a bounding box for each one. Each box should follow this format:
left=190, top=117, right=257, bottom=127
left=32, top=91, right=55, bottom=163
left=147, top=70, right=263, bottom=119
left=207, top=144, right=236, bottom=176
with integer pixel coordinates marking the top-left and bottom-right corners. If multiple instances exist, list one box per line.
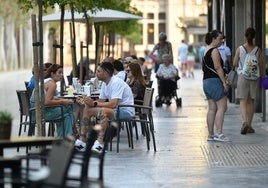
left=240, top=45, right=260, bottom=80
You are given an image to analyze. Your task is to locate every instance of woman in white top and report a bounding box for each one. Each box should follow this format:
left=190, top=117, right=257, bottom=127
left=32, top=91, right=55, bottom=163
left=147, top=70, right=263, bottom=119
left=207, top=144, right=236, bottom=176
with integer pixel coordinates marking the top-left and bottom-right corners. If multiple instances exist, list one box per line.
left=30, top=64, right=75, bottom=138
left=233, top=27, right=263, bottom=135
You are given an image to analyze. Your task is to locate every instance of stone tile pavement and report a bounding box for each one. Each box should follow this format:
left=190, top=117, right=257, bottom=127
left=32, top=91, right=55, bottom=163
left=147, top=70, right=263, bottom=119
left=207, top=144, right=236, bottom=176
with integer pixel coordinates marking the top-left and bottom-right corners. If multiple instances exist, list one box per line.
left=1, top=68, right=268, bottom=188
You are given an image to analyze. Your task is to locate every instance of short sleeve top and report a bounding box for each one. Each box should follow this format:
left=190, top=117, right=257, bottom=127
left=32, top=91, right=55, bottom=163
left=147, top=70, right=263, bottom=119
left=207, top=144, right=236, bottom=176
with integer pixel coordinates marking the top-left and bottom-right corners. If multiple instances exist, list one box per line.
left=99, top=76, right=135, bottom=117
left=128, top=80, right=146, bottom=100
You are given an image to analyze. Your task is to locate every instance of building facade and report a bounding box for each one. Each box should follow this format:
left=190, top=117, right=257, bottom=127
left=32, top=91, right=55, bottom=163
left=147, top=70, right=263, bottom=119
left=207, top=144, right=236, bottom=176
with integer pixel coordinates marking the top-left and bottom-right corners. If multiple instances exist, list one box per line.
left=131, top=0, right=207, bottom=62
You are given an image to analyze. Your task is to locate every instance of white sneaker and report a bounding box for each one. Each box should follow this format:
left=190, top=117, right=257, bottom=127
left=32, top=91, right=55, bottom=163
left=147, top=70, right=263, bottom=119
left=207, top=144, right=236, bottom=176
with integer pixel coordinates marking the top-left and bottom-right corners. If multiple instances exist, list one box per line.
left=91, top=140, right=104, bottom=153
left=74, top=139, right=86, bottom=152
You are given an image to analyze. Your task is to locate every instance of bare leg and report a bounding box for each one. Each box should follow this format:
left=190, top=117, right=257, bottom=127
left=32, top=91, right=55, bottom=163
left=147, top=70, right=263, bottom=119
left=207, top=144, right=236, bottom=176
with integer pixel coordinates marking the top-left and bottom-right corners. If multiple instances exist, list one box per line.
left=181, top=63, right=186, bottom=77
left=207, top=99, right=217, bottom=136
left=96, top=108, right=114, bottom=144
left=215, top=96, right=227, bottom=134
left=79, top=105, right=91, bottom=143
left=247, top=98, right=255, bottom=127
left=239, top=99, right=248, bottom=123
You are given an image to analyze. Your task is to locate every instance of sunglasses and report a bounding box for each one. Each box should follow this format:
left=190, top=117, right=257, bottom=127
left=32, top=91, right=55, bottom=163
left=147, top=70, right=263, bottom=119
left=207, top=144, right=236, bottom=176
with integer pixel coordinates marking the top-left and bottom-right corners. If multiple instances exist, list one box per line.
left=126, top=69, right=131, bottom=73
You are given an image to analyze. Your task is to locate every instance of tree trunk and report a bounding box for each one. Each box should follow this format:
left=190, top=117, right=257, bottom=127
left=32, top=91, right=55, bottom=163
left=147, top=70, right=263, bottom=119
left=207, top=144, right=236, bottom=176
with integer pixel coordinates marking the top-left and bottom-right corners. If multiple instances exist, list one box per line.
left=60, top=5, right=65, bottom=95
left=31, top=15, right=42, bottom=136
left=0, top=19, right=7, bottom=71
left=37, top=0, right=46, bottom=136
left=6, top=23, right=18, bottom=70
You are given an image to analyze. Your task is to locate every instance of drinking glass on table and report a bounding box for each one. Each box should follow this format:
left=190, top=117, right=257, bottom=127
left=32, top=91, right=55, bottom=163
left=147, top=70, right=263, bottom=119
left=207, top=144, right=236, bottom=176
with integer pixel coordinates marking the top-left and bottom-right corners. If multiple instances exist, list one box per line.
left=76, top=82, right=82, bottom=93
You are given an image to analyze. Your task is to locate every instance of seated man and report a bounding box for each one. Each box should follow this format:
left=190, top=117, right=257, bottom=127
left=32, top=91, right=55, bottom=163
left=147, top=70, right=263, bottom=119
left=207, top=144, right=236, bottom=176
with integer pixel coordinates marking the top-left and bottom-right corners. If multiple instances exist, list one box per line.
left=113, top=59, right=127, bottom=81
left=75, top=61, right=135, bottom=153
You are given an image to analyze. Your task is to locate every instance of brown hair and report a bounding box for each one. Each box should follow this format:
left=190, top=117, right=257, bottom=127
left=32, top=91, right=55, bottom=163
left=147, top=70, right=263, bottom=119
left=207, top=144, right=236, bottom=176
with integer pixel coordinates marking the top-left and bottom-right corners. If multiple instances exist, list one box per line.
left=204, top=30, right=222, bottom=45
left=128, top=62, right=146, bottom=86
left=45, top=64, right=63, bottom=78
left=245, top=27, right=256, bottom=45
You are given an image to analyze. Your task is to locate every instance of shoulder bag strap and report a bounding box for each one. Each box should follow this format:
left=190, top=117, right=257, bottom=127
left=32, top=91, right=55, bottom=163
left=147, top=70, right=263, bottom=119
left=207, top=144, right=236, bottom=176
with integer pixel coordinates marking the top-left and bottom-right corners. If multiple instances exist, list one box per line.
left=202, top=52, right=218, bottom=75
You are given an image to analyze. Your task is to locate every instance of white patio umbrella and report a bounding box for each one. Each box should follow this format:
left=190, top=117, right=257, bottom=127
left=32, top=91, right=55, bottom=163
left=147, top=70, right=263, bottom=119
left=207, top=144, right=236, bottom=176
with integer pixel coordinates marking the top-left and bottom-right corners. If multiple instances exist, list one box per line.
left=42, top=8, right=142, bottom=22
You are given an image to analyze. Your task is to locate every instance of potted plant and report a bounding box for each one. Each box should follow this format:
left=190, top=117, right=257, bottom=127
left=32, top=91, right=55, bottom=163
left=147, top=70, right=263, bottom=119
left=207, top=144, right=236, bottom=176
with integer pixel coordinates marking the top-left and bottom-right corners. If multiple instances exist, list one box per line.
left=0, top=111, right=13, bottom=140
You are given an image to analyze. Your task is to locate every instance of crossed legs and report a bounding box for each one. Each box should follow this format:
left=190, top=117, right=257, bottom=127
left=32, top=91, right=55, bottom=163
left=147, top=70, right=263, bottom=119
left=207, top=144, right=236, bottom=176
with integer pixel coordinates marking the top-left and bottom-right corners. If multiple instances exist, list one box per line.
left=79, top=105, right=114, bottom=144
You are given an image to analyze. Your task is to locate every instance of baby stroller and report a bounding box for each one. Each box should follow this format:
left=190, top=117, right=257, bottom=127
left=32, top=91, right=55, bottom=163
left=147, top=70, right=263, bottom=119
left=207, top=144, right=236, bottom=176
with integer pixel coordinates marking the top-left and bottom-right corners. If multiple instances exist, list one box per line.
left=155, top=74, right=182, bottom=108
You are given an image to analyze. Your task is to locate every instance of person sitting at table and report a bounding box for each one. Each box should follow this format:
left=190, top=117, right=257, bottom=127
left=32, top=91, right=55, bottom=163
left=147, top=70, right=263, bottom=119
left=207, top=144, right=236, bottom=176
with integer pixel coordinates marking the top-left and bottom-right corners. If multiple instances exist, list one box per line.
left=28, top=62, right=52, bottom=90
left=68, top=57, right=94, bottom=85
left=75, top=61, right=135, bottom=153
left=30, top=64, right=75, bottom=138
left=113, top=59, right=127, bottom=81
left=126, top=62, right=146, bottom=101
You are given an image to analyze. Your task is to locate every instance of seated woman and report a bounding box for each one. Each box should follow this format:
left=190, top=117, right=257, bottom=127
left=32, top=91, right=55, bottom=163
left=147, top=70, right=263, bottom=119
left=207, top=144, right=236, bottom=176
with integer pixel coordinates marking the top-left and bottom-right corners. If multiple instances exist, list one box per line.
left=126, top=62, right=146, bottom=102
left=68, top=56, right=94, bottom=85
left=156, top=54, right=178, bottom=105
left=28, top=62, right=52, bottom=90
left=30, top=64, right=75, bottom=138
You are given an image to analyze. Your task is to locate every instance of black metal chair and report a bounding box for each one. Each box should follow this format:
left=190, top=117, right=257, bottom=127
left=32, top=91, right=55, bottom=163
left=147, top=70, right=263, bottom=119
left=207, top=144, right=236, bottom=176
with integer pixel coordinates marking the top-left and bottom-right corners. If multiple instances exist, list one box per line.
left=16, top=90, right=31, bottom=137
left=0, top=137, right=75, bottom=188
left=16, top=88, right=65, bottom=139
left=28, top=137, right=74, bottom=188
left=114, top=87, right=156, bottom=152
left=67, top=124, right=115, bottom=186
left=28, top=104, right=65, bottom=138
left=24, top=81, right=33, bottom=99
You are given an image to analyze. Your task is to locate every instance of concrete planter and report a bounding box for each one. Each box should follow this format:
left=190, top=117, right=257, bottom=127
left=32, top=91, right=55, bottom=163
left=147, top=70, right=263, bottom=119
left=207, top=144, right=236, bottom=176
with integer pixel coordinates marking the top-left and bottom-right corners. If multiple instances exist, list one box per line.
left=0, top=123, right=12, bottom=140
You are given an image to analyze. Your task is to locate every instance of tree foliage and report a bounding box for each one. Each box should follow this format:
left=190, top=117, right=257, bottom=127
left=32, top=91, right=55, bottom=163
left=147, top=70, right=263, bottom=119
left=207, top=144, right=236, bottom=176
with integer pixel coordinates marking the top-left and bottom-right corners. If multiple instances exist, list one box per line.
left=16, top=0, right=142, bottom=44
left=95, top=0, right=143, bottom=44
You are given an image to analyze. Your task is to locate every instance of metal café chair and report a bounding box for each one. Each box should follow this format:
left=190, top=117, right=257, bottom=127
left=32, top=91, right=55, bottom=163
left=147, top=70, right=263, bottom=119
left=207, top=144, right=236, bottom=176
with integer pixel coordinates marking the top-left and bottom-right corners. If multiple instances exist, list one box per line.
left=16, top=90, right=65, bottom=139
left=16, top=90, right=31, bottom=138
left=114, top=87, right=156, bottom=152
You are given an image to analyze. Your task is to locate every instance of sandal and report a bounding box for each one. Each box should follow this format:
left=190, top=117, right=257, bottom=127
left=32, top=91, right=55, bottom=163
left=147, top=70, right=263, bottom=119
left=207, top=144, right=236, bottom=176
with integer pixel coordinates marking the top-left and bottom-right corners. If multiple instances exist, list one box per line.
left=214, top=133, right=230, bottom=142
left=207, top=135, right=214, bottom=141
left=241, top=122, right=249, bottom=135
left=247, top=127, right=255, bottom=133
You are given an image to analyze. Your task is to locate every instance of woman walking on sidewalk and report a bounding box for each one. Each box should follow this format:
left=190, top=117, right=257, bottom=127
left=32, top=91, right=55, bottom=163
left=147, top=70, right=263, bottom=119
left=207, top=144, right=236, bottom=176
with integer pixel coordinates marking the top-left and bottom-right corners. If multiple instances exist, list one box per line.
left=202, top=30, right=230, bottom=142
left=233, top=27, right=263, bottom=134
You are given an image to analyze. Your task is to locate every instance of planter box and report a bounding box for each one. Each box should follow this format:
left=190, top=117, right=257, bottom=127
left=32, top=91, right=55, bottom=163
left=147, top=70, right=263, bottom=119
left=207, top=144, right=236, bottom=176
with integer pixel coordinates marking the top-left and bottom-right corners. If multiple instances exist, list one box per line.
left=0, top=123, right=12, bottom=140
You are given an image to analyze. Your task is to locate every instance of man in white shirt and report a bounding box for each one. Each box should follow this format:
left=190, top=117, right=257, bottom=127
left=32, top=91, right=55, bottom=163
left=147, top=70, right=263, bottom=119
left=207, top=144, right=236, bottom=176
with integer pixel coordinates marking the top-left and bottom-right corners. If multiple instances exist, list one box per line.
left=178, top=40, right=188, bottom=77
left=76, top=62, right=134, bottom=153
left=113, top=59, right=127, bottom=81
left=218, top=40, right=232, bottom=74
left=218, top=39, right=233, bottom=102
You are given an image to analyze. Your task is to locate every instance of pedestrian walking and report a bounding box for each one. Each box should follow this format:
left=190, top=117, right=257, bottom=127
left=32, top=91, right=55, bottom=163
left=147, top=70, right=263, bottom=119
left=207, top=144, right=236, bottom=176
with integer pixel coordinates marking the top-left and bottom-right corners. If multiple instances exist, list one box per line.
left=233, top=27, right=263, bottom=134
left=178, top=40, right=188, bottom=77
left=150, top=32, right=173, bottom=73
left=186, top=45, right=195, bottom=78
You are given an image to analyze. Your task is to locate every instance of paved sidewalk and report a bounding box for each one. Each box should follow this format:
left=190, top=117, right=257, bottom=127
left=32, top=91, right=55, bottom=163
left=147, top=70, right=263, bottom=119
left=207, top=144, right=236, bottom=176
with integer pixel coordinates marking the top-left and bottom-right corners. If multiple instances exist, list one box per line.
left=1, top=68, right=268, bottom=188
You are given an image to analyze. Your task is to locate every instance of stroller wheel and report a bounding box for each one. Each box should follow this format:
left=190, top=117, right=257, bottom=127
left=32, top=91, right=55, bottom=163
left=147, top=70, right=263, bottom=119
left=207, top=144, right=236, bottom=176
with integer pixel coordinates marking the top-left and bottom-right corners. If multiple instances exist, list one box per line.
left=176, top=98, right=182, bottom=107
left=166, top=100, right=171, bottom=106
left=155, top=98, right=162, bottom=107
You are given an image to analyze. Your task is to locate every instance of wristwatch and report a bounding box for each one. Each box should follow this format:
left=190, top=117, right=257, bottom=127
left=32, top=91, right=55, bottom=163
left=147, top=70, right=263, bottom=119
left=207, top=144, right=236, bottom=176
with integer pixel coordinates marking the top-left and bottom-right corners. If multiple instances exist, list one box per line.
left=93, top=101, right=98, bottom=107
